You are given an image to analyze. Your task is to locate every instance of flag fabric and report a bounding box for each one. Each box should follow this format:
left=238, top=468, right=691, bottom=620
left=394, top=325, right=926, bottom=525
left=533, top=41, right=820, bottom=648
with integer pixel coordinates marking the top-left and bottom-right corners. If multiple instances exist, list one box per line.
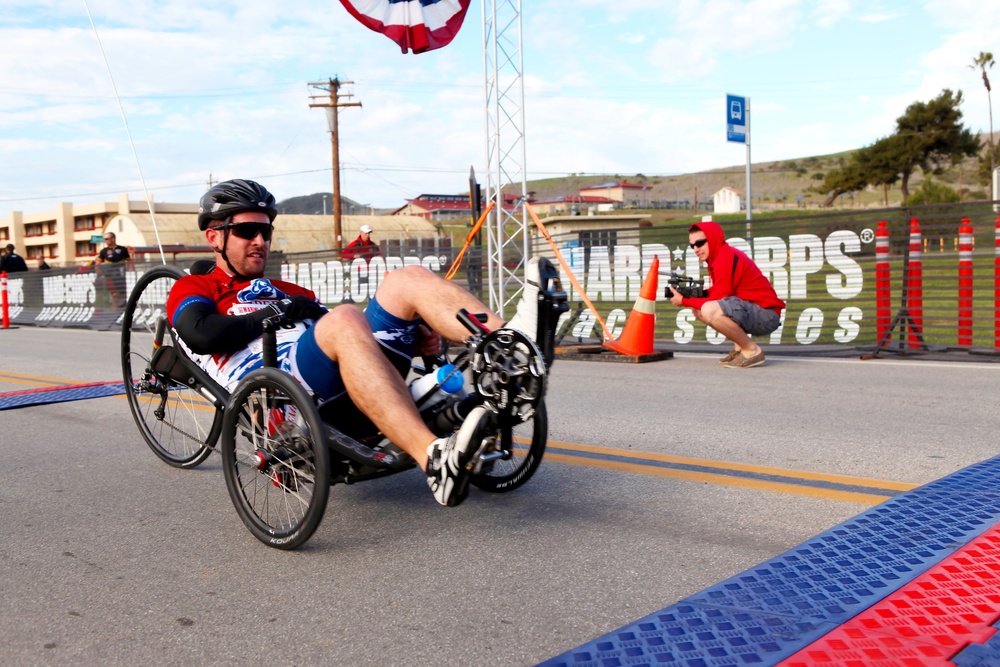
left=339, top=0, right=472, bottom=54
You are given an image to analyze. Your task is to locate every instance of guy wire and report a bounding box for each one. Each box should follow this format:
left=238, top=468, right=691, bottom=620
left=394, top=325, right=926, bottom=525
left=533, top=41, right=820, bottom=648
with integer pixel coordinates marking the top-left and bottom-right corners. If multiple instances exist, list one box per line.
left=83, top=0, right=167, bottom=265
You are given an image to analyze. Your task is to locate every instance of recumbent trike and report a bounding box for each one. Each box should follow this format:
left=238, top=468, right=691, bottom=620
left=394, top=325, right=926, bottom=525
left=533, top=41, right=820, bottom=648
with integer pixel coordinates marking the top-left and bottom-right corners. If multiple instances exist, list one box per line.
left=120, top=262, right=567, bottom=549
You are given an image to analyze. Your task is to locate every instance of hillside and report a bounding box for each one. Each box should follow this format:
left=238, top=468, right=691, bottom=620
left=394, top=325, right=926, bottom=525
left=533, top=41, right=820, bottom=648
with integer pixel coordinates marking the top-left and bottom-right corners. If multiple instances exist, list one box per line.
left=276, top=193, right=390, bottom=216
left=285, top=139, right=994, bottom=221
left=524, top=150, right=989, bottom=216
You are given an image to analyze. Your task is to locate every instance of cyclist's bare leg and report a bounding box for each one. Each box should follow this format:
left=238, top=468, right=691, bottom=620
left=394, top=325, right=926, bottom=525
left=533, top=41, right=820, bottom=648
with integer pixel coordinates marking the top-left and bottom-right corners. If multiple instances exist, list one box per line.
left=311, top=305, right=435, bottom=469
left=372, top=265, right=505, bottom=343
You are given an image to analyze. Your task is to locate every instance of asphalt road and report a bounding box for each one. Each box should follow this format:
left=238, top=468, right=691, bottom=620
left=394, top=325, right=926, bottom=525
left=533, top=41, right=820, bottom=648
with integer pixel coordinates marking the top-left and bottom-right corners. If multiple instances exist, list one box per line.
left=1, top=327, right=998, bottom=666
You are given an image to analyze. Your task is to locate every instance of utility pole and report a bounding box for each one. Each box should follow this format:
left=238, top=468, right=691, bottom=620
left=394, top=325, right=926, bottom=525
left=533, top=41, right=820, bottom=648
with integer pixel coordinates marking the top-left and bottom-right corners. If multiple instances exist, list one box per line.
left=309, top=77, right=361, bottom=250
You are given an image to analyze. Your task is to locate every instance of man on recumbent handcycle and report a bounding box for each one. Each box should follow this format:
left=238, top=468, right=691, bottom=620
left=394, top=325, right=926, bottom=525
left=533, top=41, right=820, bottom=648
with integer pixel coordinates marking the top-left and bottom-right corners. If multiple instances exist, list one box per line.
left=166, top=178, right=563, bottom=508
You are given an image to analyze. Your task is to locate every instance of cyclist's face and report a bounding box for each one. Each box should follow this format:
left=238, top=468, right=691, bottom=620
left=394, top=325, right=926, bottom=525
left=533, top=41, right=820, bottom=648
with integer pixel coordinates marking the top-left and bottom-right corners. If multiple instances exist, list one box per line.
left=209, top=211, right=271, bottom=277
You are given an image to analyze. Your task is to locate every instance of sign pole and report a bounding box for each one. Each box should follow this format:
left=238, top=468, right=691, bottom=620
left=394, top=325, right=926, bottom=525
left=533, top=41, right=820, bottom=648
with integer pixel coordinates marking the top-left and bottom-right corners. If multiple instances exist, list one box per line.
left=726, top=93, right=752, bottom=240
left=745, top=96, right=752, bottom=241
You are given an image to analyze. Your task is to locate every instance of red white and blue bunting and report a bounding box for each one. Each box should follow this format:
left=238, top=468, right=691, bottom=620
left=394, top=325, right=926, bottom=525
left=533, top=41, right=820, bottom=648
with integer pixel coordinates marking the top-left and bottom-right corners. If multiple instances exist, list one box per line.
left=338, top=0, right=472, bottom=54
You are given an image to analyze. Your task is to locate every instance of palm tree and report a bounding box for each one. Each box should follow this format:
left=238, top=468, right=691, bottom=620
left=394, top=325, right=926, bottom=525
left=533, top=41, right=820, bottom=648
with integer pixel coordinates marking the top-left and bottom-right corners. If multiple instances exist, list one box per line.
left=970, top=51, right=995, bottom=198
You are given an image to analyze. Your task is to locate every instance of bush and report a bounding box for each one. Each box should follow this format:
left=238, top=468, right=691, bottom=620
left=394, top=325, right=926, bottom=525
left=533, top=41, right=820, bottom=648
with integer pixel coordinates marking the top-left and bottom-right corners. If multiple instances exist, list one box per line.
left=903, top=178, right=960, bottom=206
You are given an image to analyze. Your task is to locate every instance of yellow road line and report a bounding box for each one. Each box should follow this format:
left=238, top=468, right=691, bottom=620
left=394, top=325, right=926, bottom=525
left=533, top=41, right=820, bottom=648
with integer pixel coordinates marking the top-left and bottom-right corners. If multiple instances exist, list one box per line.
left=546, top=453, right=893, bottom=505
left=547, top=439, right=917, bottom=492
left=0, top=370, right=80, bottom=386
left=2, top=371, right=914, bottom=504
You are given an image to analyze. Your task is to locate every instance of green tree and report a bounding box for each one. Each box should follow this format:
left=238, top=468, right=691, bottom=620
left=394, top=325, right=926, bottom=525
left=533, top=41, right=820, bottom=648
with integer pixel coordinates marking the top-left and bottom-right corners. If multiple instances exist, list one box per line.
left=902, top=177, right=960, bottom=206
left=893, top=89, right=980, bottom=200
left=970, top=51, right=995, bottom=196
left=819, top=160, right=867, bottom=207
left=855, top=135, right=905, bottom=206
left=975, top=142, right=1000, bottom=190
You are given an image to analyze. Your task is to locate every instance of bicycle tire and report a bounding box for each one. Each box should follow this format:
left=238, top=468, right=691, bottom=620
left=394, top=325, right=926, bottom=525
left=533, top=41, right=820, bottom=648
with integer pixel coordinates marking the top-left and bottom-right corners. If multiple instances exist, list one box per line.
left=121, top=265, right=218, bottom=468
left=470, top=401, right=547, bottom=493
left=221, top=368, right=330, bottom=550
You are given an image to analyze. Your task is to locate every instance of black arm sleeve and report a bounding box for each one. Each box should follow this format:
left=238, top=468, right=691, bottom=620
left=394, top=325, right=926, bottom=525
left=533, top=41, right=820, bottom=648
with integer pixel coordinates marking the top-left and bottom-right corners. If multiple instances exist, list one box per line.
left=173, top=301, right=277, bottom=355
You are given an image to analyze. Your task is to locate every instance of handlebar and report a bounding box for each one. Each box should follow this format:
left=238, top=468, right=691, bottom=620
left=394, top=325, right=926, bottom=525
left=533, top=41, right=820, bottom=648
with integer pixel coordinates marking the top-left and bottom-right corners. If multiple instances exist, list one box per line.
left=262, top=315, right=281, bottom=368
left=457, top=309, right=489, bottom=336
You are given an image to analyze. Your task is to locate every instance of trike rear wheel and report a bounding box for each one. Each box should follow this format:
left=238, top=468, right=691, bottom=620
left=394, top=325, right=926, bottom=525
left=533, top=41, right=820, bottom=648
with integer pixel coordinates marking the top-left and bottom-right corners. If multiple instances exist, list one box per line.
left=121, top=265, right=217, bottom=468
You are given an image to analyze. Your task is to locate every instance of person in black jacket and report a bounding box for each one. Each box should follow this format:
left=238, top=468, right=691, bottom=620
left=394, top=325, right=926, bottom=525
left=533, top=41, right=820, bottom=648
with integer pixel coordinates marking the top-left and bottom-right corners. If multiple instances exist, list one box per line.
left=0, top=244, right=28, bottom=273
left=94, top=232, right=131, bottom=307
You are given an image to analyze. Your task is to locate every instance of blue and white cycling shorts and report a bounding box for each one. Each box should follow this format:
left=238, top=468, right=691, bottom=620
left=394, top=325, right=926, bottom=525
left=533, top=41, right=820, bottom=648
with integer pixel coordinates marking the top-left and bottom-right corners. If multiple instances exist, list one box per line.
left=283, top=296, right=421, bottom=403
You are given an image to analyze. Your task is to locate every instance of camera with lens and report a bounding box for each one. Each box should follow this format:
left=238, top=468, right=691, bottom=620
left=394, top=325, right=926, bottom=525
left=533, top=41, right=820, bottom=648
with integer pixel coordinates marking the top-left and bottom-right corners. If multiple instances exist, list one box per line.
left=664, top=271, right=707, bottom=299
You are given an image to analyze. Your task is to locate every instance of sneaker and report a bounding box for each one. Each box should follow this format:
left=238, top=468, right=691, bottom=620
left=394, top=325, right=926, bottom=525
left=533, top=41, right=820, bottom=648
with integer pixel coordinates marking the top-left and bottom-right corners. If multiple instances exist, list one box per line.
left=719, top=349, right=740, bottom=364
left=723, top=349, right=766, bottom=368
left=504, top=257, right=543, bottom=343
left=425, top=406, right=488, bottom=507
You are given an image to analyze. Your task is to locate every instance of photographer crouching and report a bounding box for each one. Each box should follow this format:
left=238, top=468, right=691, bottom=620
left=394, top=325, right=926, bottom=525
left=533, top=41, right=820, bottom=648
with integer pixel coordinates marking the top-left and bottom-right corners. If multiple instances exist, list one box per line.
left=666, top=219, right=785, bottom=368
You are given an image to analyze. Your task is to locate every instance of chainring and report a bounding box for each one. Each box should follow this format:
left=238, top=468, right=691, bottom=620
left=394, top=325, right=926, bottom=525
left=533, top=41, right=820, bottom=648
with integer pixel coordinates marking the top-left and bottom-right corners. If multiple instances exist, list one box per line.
left=470, top=328, right=546, bottom=421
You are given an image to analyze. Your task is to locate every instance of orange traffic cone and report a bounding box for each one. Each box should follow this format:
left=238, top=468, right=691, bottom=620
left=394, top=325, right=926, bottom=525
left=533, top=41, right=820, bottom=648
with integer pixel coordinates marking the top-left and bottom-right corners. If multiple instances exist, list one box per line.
left=604, top=256, right=659, bottom=356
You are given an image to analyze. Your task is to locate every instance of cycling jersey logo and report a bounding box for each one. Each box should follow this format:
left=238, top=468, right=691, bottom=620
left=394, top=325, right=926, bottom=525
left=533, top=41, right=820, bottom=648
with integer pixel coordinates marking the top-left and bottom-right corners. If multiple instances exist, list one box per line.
left=237, top=279, right=288, bottom=303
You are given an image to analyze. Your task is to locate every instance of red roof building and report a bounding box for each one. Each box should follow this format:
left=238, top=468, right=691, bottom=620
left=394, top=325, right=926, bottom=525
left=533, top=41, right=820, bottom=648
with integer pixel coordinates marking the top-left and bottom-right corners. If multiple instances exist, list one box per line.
left=578, top=180, right=650, bottom=208
left=528, top=195, right=616, bottom=216
left=392, top=193, right=521, bottom=221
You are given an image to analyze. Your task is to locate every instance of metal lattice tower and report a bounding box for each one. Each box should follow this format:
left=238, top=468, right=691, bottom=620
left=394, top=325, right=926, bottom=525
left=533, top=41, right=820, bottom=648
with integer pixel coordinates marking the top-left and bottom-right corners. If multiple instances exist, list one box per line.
left=481, top=0, right=528, bottom=317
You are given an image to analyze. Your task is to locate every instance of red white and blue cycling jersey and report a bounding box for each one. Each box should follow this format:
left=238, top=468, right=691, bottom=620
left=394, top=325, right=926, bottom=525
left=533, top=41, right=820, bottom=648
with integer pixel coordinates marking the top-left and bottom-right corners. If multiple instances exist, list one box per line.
left=167, top=269, right=319, bottom=392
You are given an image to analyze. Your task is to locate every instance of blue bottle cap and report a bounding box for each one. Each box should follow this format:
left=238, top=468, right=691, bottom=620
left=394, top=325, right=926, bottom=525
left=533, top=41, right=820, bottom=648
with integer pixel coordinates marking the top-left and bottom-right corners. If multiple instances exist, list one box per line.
left=436, top=364, right=464, bottom=394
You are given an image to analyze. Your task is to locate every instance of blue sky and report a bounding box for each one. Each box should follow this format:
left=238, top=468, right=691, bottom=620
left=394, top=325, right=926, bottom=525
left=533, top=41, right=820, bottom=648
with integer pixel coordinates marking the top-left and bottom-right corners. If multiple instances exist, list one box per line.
left=2, top=0, right=999, bottom=214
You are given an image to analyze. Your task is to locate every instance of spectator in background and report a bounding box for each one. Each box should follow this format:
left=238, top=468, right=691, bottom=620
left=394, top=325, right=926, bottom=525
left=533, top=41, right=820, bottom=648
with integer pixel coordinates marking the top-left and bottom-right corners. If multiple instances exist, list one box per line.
left=342, top=224, right=380, bottom=261
left=37, top=256, right=51, bottom=270
left=0, top=244, right=28, bottom=273
left=94, top=232, right=131, bottom=308
left=666, top=219, right=785, bottom=369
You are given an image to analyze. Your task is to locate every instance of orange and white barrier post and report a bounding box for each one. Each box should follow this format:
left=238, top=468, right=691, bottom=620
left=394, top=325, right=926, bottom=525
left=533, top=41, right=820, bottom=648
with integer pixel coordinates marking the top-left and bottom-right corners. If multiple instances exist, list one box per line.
left=1, top=271, right=9, bottom=329
left=875, top=220, right=890, bottom=342
left=958, top=218, right=974, bottom=347
left=907, top=218, right=923, bottom=349
left=995, top=215, right=1000, bottom=349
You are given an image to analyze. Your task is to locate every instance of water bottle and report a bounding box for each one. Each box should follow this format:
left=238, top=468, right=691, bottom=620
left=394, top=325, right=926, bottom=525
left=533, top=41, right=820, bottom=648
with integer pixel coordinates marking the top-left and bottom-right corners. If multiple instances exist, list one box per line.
left=409, top=363, right=465, bottom=409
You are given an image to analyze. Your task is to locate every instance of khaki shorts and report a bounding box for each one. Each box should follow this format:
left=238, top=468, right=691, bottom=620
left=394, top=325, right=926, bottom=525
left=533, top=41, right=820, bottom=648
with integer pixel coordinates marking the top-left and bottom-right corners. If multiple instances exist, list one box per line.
left=716, top=297, right=781, bottom=336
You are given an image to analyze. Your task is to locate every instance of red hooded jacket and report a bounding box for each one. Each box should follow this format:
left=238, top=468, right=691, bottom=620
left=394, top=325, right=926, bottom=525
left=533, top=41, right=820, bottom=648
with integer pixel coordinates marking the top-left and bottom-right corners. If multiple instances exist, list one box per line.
left=682, top=221, right=785, bottom=314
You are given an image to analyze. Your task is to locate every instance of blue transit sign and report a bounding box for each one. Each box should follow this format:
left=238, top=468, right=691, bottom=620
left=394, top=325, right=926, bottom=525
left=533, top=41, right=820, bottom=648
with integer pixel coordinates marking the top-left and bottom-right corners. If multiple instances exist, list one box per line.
left=727, top=93, right=747, bottom=143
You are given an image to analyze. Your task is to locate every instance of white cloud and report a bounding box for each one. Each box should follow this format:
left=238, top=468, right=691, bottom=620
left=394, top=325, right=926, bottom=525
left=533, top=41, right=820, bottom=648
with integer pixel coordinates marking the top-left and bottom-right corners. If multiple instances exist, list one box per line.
left=811, top=0, right=853, bottom=27
left=3, top=0, right=999, bottom=215
left=618, top=33, right=646, bottom=45
left=857, top=13, right=900, bottom=23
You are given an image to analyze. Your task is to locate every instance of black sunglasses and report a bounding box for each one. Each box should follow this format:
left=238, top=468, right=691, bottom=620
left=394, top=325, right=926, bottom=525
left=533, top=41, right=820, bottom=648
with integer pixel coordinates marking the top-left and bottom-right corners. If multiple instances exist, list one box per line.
left=219, top=222, right=273, bottom=242
left=689, top=238, right=708, bottom=249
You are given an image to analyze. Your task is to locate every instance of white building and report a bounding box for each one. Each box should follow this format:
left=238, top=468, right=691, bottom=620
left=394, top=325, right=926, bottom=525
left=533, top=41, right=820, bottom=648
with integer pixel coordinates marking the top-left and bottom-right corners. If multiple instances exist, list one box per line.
left=713, top=187, right=742, bottom=214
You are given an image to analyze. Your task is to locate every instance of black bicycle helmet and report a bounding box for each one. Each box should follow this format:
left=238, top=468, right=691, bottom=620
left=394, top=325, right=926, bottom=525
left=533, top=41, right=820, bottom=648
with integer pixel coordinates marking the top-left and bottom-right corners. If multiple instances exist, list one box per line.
left=198, top=179, right=278, bottom=230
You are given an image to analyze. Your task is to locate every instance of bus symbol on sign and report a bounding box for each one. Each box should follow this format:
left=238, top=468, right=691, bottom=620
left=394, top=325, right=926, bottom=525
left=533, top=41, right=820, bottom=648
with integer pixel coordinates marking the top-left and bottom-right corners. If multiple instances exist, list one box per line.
left=726, top=93, right=747, bottom=144
left=730, top=99, right=742, bottom=121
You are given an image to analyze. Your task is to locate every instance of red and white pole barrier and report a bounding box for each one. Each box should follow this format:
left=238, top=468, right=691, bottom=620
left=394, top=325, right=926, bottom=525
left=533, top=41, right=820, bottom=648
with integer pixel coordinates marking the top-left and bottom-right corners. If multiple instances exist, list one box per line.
left=907, top=218, right=923, bottom=349
left=875, top=220, right=890, bottom=342
left=1, top=271, right=9, bottom=329
left=958, top=218, right=974, bottom=347
left=994, top=215, right=1000, bottom=349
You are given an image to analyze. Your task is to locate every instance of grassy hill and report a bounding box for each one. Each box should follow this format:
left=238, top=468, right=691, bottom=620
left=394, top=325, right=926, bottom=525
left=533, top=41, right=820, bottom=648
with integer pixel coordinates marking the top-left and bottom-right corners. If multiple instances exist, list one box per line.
left=288, top=137, right=994, bottom=228
left=524, top=150, right=990, bottom=222
left=276, top=193, right=381, bottom=216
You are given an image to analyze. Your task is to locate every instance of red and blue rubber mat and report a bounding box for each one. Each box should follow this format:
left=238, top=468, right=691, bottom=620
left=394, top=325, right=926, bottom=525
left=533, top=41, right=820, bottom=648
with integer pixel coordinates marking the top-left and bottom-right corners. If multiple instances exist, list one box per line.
left=539, top=453, right=1000, bottom=666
